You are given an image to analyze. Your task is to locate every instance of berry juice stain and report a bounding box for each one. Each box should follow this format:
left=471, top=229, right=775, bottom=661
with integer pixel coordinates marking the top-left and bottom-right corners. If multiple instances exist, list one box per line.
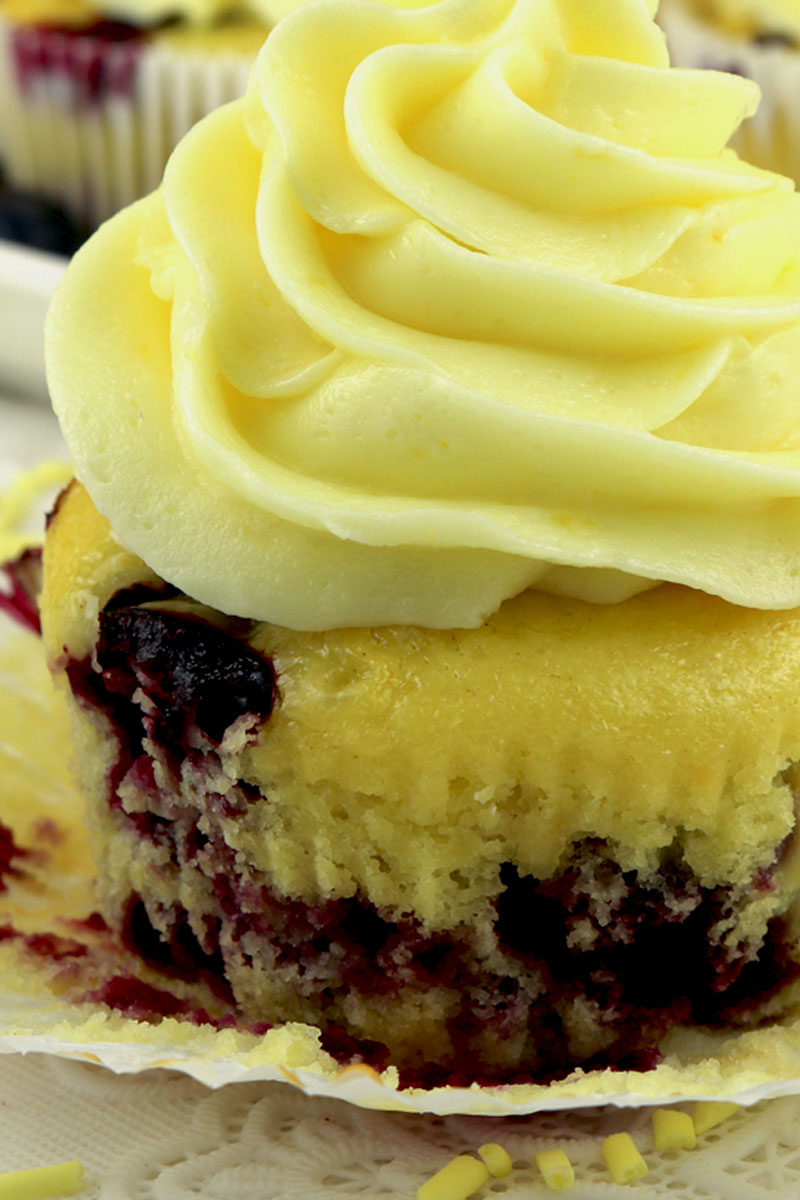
left=0, top=821, right=28, bottom=892
left=0, top=548, right=42, bottom=634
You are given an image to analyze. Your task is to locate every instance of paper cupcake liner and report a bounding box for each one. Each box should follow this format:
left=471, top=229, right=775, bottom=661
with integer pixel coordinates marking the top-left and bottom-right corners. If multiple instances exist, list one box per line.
left=659, top=0, right=800, bottom=183
left=0, top=19, right=256, bottom=228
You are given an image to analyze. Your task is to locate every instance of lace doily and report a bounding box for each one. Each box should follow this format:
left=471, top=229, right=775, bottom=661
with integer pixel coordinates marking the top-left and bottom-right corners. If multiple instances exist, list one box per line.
left=1, top=1052, right=800, bottom=1198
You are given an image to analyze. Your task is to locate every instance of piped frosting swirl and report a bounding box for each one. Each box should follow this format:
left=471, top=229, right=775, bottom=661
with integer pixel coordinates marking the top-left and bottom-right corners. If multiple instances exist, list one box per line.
left=47, top=0, right=800, bottom=629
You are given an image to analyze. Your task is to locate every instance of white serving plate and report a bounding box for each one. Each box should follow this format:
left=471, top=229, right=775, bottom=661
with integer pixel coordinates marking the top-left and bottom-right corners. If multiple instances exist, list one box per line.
left=0, top=239, right=66, bottom=403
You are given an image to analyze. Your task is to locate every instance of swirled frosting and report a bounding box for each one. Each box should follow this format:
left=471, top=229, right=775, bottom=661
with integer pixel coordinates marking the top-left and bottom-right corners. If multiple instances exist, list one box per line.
left=47, top=0, right=800, bottom=629
left=698, top=0, right=800, bottom=40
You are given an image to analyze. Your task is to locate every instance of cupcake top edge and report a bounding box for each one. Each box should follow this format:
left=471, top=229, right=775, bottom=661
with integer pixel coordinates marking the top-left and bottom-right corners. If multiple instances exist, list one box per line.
left=688, top=0, right=800, bottom=43
left=0, top=0, right=278, bottom=30
left=45, top=0, right=800, bottom=630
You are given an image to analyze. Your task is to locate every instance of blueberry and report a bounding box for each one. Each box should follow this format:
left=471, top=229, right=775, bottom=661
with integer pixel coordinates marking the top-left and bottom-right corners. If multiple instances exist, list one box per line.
left=95, top=604, right=277, bottom=747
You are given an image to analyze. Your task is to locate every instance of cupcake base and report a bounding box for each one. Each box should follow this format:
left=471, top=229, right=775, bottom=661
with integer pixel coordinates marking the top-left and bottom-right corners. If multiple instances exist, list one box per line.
left=41, top=481, right=800, bottom=1084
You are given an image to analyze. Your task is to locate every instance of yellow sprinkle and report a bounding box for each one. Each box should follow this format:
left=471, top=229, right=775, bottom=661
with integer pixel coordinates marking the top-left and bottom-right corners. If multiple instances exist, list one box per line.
left=602, top=1133, right=648, bottom=1185
left=0, top=461, right=72, bottom=561
left=477, top=1143, right=512, bottom=1178
left=416, top=1155, right=490, bottom=1200
left=0, top=1161, right=84, bottom=1200
left=652, top=1109, right=696, bottom=1152
left=692, top=1101, right=742, bottom=1136
left=533, top=1148, right=575, bottom=1191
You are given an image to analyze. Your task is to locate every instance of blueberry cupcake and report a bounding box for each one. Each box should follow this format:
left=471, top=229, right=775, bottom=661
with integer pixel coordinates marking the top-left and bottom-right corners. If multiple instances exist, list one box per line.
left=0, top=0, right=271, bottom=233
left=42, top=0, right=800, bottom=1085
left=660, top=0, right=800, bottom=183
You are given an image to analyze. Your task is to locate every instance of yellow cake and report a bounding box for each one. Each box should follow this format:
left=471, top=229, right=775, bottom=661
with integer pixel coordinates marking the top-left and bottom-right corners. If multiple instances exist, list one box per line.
left=41, top=0, right=800, bottom=1083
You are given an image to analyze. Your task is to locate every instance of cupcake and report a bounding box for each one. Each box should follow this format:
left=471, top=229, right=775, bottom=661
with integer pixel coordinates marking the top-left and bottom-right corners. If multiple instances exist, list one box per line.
left=42, top=0, right=800, bottom=1085
left=0, top=0, right=273, bottom=233
left=659, top=0, right=800, bottom=183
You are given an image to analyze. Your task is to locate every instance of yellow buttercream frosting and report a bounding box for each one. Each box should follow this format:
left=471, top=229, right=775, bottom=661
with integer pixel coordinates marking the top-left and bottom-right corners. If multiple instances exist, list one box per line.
left=46, top=0, right=800, bottom=630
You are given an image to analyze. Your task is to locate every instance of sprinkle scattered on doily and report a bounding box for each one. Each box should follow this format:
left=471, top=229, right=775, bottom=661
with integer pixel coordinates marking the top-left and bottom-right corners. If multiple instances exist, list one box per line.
left=0, top=1160, right=84, bottom=1200
left=416, top=1103, right=742, bottom=1194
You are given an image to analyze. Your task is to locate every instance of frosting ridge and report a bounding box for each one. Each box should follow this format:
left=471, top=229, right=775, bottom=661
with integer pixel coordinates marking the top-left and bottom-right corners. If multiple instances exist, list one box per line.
left=47, top=0, right=800, bottom=628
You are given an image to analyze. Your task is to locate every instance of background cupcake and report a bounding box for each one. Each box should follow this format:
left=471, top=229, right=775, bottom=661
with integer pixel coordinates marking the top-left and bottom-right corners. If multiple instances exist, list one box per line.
left=659, top=0, right=800, bottom=184
left=0, top=0, right=275, bottom=237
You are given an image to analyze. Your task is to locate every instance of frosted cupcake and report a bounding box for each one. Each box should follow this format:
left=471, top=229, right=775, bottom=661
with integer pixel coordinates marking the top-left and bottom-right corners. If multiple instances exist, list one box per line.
left=660, top=0, right=800, bottom=182
left=42, top=0, right=800, bottom=1084
left=0, top=0, right=273, bottom=232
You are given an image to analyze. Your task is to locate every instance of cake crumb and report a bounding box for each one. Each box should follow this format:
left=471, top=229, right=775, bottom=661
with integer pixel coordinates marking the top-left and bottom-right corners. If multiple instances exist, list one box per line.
left=477, top=1143, right=512, bottom=1177
left=652, top=1108, right=696, bottom=1151
left=0, top=1160, right=84, bottom=1200
left=534, top=1148, right=575, bottom=1191
left=692, top=1101, right=742, bottom=1135
left=417, top=1155, right=489, bottom=1200
left=602, top=1133, right=648, bottom=1184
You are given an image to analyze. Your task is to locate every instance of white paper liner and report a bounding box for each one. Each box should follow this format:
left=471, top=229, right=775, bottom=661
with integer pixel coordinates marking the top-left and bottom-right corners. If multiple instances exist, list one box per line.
left=4, top=621, right=800, bottom=1115
left=0, top=19, right=256, bottom=228
left=659, top=0, right=800, bottom=182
